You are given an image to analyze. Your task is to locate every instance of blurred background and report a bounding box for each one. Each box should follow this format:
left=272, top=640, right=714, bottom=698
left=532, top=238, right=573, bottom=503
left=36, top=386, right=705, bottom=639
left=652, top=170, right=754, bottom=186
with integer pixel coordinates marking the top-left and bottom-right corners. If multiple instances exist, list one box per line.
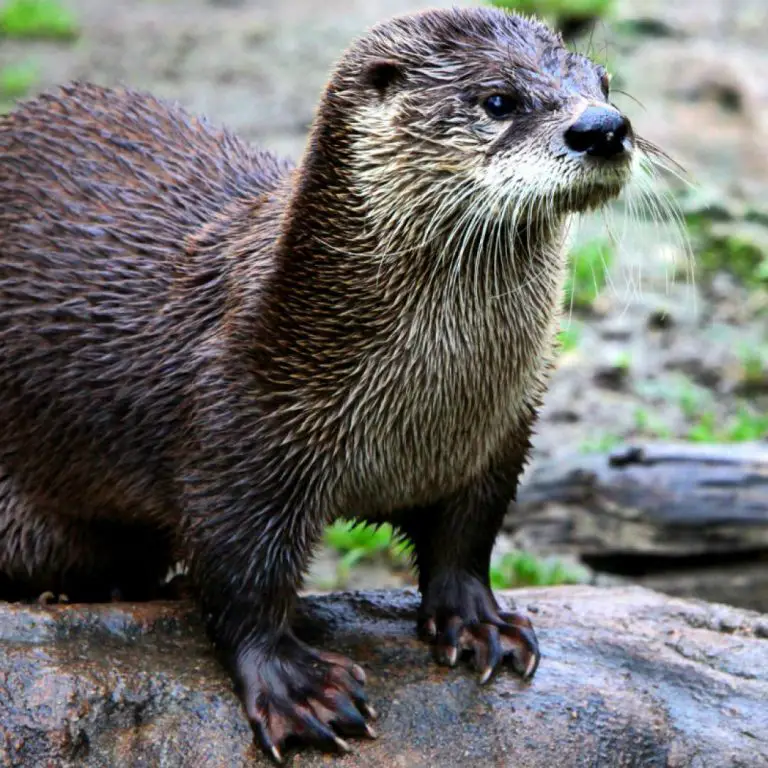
left=1, top=0, right=766, bottom=605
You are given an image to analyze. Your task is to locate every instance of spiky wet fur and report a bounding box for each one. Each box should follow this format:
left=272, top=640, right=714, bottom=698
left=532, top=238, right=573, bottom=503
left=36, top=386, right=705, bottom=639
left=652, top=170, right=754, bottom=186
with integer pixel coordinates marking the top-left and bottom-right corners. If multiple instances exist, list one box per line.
left=0, top=5, right=662, bottom=755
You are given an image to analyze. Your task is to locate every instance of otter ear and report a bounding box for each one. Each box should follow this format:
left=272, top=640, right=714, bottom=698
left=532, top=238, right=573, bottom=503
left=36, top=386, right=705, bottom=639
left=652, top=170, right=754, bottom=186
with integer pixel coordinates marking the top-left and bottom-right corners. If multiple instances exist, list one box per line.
left=362, top=59, right=405, bottom=97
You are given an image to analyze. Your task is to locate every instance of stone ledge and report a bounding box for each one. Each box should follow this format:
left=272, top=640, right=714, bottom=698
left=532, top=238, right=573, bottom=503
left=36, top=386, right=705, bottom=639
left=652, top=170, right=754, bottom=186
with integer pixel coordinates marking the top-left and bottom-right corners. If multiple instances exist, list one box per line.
left=1, top=586, right=766, bottom=767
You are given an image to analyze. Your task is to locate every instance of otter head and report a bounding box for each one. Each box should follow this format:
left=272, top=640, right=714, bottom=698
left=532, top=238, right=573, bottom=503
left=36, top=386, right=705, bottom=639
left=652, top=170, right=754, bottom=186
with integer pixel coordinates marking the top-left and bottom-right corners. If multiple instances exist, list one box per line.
left=318, top=7, right=636, bottom=250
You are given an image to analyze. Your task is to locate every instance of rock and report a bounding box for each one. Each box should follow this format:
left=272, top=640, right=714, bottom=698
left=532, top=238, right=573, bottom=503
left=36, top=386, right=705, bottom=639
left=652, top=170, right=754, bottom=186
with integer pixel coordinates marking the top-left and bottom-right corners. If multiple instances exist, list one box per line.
left=1, top=587, right=766, bottom=767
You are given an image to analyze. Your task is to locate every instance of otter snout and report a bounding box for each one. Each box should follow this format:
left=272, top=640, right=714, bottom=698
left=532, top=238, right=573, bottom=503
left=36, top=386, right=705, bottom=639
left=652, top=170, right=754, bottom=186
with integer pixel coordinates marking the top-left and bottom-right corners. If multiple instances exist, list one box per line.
left=564, top=106, right=632, bottom=159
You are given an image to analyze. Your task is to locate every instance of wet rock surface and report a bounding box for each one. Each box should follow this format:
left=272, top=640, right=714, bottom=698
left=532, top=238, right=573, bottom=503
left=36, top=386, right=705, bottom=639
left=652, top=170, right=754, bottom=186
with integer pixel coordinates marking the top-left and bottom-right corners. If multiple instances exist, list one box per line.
left=0, top=0, right=766, bottom=599
left=1, top=587, right=766, bottom=767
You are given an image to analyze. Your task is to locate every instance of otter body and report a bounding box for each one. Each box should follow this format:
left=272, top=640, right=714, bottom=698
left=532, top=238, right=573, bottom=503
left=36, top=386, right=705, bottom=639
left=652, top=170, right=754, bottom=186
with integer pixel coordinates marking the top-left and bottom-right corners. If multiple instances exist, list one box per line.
left=0, top=8, right=639, bottom=760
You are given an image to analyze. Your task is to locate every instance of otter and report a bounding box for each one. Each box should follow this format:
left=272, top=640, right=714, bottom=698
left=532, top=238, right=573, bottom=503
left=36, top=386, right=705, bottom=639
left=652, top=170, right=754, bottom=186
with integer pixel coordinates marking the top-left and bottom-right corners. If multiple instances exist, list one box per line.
left=0, top=7, right=642, bottom=761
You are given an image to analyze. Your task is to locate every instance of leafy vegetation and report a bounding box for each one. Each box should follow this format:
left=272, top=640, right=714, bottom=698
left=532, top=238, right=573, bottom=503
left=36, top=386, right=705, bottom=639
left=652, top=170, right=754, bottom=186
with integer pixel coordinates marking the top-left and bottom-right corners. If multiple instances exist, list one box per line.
left=486, top=0, right=614, bottom=23
left=490, top=550, right=590, bottom=588
left=564, top=239, right=614, bottom=310
left=696, top=228, right=768, bottom=287
left=738, top=345, right=768, bottom=389
left=633, top=407, right=673, bottom=439
left=687, top=406, right=768, bottom=443
left=0, top=62, right=37, bottom=101
left=633, top=373, right=767, bottom=442
left=579, top=433, right=622, bottom=454
left=557, top=320, right=581, bottom=353
left=324, top=520, right=412, bottom=586
left=486, top=0, right=615, bottom=43
left=680, top=190, right=768, bottom=288
left=323, top=522, right=588, bottom=589
left=0, top=0, right=79, bottom=40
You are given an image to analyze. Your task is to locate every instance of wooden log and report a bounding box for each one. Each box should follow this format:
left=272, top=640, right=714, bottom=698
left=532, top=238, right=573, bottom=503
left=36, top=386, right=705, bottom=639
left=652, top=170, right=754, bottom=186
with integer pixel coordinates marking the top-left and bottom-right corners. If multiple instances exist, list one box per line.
left=511, top=441, right=768, bottom=610
left=513, top=441, right=768, bottom=556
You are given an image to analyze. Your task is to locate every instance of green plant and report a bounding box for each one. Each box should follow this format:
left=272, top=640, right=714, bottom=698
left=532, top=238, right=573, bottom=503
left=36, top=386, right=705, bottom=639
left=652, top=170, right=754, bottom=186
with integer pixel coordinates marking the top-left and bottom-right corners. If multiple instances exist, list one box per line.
left=486, top=0, right=614, bottom=22
left=490, top=551, right=589, bottom=588
left=0, top=0, right=79, bottom=40
left=486, top=0, right=616, bottom=44
left=557, top=320, right=581, bottom=353
left=324, top=520, right=412, bottom=585
left=0, top=62, right=37, bottom=100
left=688, top=405, right=768, bottom=443
left=682, top=206, right=768, bottom=288
left=579, top=433, right=621, bottom=454
left=612, top=350, right=631, bottom=372
left=563, top=239, right=614, bottom=310
left=633, top=407, right=672, bottom=438
left=738, top=345, right=768, bottom=388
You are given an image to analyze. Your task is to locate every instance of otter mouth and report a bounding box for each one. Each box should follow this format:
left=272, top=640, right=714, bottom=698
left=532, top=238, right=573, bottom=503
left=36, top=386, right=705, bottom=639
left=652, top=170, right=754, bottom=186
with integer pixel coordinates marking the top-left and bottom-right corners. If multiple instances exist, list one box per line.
left=563, top=158, right=633, bottom=213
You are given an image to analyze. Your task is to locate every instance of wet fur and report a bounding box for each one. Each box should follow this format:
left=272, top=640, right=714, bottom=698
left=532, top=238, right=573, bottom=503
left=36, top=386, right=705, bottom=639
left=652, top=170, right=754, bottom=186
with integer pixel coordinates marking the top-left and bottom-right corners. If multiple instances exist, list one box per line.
left=0, top=6, right=634, bottom=756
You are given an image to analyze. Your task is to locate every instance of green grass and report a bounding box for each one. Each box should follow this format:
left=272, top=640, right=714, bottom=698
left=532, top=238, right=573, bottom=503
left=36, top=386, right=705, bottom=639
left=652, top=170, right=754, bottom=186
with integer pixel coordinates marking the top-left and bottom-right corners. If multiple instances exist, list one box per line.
left=579, top=433, right=622, bottom=454
left=633, top=407, right=673, bottom=438
left=0, top=0, right=79, bottom=40
left=687, top=405, right=768, bottom=443
left=490, top=551, right=589, bottom=588
left=634, top=397, right=767, bottom=443
left=324, top=520, right=412, bottom=585
left=564, top=239, right=614, bottom=310
left=324, top=522, right=589, bottom=589
left=0, top=62, right=37, bottom=100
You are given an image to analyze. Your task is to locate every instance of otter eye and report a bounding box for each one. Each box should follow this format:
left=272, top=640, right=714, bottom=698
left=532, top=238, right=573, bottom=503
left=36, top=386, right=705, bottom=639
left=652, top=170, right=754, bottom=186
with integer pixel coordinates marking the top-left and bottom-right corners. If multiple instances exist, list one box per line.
left=482, top=94, right=517, bottom=120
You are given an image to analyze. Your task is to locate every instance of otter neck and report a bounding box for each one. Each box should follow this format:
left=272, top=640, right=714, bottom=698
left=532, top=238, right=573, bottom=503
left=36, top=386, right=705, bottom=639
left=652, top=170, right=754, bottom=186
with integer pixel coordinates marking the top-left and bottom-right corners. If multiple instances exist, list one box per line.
left=277, top=131, right=566, bottom=307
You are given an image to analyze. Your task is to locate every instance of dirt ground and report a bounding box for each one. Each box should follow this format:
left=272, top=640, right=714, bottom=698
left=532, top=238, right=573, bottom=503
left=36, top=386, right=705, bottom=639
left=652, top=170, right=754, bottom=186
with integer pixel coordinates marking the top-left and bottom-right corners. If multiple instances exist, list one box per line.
left=1, top=0, right=766, bottom=589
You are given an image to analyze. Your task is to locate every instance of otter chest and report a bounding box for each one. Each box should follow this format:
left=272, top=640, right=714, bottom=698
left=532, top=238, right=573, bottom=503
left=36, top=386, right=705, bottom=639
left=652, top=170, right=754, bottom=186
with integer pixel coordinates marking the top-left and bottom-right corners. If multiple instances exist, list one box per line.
left=335, top=291, right=555, bottom=512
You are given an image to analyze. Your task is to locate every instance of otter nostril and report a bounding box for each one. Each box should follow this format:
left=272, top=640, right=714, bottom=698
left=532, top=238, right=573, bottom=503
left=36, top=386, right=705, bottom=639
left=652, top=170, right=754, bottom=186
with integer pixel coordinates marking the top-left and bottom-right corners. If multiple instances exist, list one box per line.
left=564, top=106, right=630, bottom=158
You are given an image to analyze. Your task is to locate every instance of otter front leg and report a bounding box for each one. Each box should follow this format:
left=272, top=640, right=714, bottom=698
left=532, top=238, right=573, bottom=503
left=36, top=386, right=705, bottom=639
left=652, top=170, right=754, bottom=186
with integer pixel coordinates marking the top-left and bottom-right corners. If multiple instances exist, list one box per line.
left=185, top=481, right=376, bottom=761
left=182, top=396, right=375, bottom=761
left=402, top=449, right=540, bottom=684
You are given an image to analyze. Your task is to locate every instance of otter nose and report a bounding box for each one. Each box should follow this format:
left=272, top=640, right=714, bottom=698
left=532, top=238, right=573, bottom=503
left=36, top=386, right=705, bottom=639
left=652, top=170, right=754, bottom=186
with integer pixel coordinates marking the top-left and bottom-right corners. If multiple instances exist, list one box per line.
left=564, top=106, right=630, bottom=158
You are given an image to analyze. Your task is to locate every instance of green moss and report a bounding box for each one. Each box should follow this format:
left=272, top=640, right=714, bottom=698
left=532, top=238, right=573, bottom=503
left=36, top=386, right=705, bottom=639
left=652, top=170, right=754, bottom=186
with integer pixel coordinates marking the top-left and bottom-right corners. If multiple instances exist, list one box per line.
left=490, top=551, right=589, bottom=588
left=564, top=239, right=614, bottom=310
left=0, top=0, right=79, bottom=40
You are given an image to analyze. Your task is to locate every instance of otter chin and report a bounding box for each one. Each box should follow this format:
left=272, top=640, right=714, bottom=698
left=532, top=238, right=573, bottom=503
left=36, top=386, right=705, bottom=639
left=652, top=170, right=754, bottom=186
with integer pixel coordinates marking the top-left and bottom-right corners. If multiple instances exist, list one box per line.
left=0, top=6, right=648, bottom=763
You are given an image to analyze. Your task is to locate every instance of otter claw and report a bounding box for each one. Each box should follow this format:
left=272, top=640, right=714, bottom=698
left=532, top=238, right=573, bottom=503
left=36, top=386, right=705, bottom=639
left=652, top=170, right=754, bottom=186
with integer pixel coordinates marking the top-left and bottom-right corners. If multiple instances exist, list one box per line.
left=236, top=636, right=375, bottom=760
left=334, top=736, right=351, bottom=752
left=523, top=648, right=540, bottom=679
left=363, top=703, right=378, bottom=720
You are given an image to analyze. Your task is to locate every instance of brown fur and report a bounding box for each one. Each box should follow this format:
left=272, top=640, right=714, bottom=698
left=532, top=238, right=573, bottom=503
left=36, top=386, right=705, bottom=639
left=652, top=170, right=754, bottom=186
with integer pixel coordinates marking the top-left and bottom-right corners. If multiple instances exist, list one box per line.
left=0, top=7, right=636, bottom=759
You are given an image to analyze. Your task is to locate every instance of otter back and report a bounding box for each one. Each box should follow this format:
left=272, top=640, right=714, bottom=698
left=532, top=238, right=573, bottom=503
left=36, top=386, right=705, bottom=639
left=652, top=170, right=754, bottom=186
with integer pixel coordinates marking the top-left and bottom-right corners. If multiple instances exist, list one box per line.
left=0, top=83, right=289, bottom=521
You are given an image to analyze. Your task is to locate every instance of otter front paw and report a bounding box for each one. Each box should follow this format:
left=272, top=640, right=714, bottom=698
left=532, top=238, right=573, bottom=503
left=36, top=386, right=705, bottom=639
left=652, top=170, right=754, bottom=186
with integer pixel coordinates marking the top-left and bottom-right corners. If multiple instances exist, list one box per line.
left=419, top=571, right=540, bottom=683
left=234, top=634, right=377, bottom=763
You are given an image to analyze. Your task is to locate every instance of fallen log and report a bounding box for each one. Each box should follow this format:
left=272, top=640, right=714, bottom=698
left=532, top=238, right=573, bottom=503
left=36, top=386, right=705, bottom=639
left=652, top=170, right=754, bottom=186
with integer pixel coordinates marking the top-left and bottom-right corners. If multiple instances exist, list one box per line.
left=512, top=441, right=768, bottom=610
